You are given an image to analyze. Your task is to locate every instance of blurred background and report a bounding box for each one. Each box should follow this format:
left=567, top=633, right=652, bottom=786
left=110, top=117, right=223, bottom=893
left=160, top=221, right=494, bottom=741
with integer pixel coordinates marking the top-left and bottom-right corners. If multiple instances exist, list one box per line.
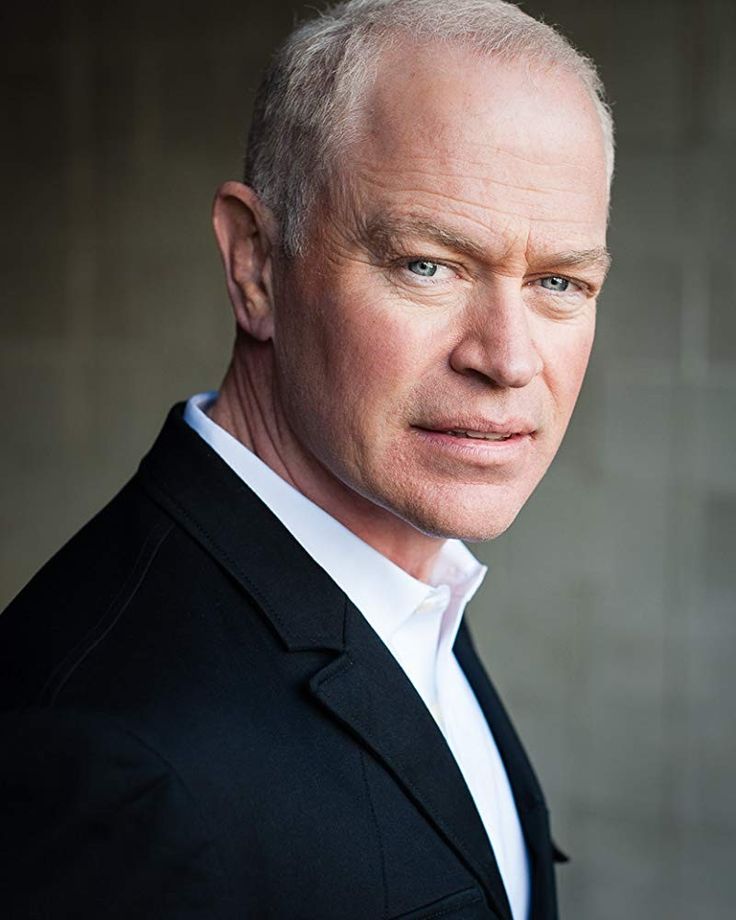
left=1, top=1, right=734, bottom=917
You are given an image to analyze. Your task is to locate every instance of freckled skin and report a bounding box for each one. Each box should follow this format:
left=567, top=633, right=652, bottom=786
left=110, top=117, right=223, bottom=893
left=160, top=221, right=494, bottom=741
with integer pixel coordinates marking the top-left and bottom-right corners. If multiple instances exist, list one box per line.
left=212, top=44, right=610, bottom=581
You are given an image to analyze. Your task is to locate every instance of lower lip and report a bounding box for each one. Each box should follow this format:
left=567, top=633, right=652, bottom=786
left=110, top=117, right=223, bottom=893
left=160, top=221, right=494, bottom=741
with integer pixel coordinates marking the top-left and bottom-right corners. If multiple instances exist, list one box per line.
left=412, top=428, right=534, bottom=460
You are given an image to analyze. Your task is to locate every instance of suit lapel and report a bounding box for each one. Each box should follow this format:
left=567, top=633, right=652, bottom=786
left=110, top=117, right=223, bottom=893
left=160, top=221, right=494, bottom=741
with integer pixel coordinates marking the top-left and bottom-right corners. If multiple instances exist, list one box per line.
left=454, top=621, right=558, bottom=920
left=138, top=406, right=516, bottom=918
left=311, top=603, right=513, bottom=920
left=137, top=404, right=347, bottom=653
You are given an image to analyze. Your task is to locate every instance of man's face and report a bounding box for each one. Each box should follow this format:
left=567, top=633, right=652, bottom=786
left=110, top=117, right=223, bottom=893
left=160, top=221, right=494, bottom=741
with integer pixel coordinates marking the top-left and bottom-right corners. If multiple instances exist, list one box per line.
left=269, top=45, right=610, bottom=541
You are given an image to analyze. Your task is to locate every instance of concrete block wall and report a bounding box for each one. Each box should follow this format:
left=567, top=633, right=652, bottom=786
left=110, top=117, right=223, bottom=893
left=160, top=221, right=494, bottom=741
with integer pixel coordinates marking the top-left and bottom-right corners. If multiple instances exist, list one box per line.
left=470, top=2, right=736, bottom=918
left=2, top=2, right=734, bottom=917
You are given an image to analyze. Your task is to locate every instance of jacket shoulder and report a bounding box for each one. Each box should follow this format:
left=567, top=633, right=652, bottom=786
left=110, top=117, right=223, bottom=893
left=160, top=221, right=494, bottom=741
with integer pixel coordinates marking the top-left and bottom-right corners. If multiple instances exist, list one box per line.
left=0, top=477, right=176, bottom=710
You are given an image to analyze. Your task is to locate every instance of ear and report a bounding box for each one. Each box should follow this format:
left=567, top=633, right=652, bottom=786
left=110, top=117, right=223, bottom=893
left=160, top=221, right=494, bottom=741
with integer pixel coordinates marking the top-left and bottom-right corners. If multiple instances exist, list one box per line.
left=212, top=181, right=278, bottom=341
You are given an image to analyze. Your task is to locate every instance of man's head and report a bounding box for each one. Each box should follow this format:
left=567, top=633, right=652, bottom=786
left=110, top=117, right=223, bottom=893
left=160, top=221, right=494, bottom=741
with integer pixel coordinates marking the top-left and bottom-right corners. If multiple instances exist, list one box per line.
left=244, top=0, right=614, bottom=258
left=212, top=0, right=612, bottom=566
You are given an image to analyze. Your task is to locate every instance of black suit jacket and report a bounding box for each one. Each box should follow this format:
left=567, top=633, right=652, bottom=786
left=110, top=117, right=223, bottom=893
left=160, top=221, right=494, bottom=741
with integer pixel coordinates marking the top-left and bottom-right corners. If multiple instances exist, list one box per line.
left=0, top=404, right=564, bottom=919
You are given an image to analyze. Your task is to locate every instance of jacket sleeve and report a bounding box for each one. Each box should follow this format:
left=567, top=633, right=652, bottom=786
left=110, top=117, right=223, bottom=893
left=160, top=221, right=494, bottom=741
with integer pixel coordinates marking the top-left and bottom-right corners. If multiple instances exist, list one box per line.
left=0, top=708, right=230, bottom=920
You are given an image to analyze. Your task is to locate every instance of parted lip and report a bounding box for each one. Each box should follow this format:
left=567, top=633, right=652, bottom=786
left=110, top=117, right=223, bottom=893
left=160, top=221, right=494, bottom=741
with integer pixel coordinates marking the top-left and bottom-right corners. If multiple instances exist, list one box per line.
left=414, top=417, right=537, bottom=437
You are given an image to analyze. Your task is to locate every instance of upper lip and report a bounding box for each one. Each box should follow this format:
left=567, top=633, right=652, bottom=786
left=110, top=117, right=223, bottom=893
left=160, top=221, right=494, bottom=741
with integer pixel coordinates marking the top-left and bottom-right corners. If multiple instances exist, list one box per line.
left=416, top=418, right=537, bottom=436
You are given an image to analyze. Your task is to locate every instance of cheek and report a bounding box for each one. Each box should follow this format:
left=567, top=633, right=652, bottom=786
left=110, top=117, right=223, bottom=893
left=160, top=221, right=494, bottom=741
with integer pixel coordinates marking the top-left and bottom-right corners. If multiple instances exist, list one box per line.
left=275, top=285, right=428, bottom=452
left=540, top=318, right=595, bottom=420
left=314, top=294, right=429, bottom=409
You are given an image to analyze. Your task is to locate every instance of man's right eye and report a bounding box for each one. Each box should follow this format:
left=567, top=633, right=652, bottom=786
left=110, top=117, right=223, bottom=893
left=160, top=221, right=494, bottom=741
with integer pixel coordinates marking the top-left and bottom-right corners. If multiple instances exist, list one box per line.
left=407, top=259, right=440, bottom=278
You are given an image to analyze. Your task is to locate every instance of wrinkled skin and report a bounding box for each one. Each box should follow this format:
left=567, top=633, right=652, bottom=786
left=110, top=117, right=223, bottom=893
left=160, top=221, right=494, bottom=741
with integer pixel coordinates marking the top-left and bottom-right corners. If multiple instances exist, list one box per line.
left=211, top=44, right=610, bottom=581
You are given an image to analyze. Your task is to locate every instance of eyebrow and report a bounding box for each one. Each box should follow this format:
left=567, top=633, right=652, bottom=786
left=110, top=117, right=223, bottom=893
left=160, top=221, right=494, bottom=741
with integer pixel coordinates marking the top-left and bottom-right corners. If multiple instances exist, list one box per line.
left=359, top=213, right=612, bottom=277
left=360, top=214, right=488, bottom=261
left=535, top=247, right=612, bottom=275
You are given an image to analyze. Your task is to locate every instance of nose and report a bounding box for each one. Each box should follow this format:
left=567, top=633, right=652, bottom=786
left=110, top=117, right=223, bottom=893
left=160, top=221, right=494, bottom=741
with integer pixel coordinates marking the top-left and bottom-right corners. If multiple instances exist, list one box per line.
left=449, top=283, right=543, bottom=388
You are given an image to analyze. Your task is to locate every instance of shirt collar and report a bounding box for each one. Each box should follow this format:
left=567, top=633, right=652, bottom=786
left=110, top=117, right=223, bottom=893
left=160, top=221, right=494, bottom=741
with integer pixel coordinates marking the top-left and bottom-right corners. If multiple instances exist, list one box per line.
left=183, top=392, right=487, bottom=649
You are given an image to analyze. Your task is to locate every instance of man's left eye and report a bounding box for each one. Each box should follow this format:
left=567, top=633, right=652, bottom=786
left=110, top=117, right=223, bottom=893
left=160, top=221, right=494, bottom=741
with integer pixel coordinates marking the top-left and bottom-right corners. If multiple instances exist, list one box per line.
left=539, top=275, right=574, bottom=293
left=407, top=259, right=440, bottom=278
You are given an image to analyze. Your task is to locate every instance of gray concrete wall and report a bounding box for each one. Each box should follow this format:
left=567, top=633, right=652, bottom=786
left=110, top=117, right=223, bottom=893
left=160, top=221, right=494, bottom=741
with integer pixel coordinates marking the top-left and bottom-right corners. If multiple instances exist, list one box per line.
left=2, top=2, right=734, bottom=918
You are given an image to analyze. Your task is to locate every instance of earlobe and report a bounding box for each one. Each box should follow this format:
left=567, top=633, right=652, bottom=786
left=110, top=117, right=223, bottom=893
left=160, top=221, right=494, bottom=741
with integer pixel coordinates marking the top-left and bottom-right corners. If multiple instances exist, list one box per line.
left=212, top=181, right=277, bottom=341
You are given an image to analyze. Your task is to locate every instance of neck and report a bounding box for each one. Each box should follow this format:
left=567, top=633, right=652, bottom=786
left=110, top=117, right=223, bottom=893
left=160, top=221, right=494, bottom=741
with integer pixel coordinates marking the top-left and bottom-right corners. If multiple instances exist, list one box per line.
left=209, top=336, right=446, bottom=583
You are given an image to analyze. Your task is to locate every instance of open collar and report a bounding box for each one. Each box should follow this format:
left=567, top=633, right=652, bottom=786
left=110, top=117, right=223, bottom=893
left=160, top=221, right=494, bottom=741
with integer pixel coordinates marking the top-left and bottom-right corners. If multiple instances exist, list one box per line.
left=182, top=392, right=487, bottom=654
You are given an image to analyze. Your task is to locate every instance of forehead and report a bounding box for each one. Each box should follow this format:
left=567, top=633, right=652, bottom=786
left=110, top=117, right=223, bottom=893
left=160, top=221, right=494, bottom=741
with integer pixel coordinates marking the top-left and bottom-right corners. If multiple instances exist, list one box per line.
left=337, top=42, right=609, bottom=254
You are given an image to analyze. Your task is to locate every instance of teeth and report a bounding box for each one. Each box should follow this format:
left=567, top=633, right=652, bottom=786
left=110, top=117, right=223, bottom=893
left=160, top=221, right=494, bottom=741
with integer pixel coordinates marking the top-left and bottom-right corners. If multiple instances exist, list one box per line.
left=447, top=429, right=512, bottom=440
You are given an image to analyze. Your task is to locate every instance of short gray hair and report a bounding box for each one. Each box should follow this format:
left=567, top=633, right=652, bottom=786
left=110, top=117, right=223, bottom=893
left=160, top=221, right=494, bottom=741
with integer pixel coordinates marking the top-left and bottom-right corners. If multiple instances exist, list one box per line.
left=244, top=0, right=614, bottom=256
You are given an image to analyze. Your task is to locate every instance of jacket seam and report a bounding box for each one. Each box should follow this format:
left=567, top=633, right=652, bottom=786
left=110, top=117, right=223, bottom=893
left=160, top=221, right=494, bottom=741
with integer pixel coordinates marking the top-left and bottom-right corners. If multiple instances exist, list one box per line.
left=415, top=893, right=483, bottom=920
left=41, top=519, right=175, bottom=706
left=360, top=748, right=389, bottom=920
left=101, top=716, right=234, bottom=910
left=122, top=723, right=233, bottom=905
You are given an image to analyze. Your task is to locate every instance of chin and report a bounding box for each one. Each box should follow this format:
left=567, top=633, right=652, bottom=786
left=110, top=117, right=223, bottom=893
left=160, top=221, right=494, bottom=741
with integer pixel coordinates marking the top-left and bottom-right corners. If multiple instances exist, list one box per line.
left=396, top=486, right=530, bottom=543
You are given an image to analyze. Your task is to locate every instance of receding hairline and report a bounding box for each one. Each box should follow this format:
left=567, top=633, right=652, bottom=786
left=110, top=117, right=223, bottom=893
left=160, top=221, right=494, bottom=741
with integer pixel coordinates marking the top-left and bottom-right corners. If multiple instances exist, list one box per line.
left=244, top=0, right=615, bottom=256
left=336, top=32, right=606, bottom=143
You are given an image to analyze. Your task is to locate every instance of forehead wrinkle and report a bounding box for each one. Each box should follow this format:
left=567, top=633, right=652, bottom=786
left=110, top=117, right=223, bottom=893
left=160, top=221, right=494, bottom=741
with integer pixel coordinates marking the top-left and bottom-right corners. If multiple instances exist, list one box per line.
left=352, top=173, right=602, bottom=231
left=359, top=213, right=488, bottom=261
left=356, top=158, right=596, bottom=197
left=358, top=207, right=603, bottom=261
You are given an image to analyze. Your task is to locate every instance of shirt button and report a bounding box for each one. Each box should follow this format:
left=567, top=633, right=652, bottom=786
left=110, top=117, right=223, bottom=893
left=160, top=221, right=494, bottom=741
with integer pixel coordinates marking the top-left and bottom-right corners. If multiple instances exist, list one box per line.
left=417, top=594, right=442, bottom=613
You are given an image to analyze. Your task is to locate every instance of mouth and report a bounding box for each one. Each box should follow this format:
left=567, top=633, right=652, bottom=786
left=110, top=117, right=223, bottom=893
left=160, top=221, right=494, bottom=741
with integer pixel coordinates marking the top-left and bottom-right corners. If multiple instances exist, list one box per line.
left=414, top=419, right=536, bottom=440
left=440, top=429, right=516, bottom=441
left=410, top=420, right=537, bottom=461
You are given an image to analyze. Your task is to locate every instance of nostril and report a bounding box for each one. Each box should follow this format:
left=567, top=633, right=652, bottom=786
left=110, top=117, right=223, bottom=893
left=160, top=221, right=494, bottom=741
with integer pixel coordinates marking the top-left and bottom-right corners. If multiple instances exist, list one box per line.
left=449, top=341, right=542, bottom=389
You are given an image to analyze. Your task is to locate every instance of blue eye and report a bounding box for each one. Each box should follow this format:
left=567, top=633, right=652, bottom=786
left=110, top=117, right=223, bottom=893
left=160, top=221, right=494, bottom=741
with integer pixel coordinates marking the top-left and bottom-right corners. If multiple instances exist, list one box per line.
left=540, top=276, right=571, bottom=292
left=407, top=259, right=439, bottom=277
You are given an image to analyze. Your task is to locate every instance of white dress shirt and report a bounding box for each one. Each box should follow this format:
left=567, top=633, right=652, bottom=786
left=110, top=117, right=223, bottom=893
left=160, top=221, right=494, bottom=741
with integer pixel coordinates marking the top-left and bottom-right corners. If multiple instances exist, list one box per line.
left=184, top=392, right=530, bottom=920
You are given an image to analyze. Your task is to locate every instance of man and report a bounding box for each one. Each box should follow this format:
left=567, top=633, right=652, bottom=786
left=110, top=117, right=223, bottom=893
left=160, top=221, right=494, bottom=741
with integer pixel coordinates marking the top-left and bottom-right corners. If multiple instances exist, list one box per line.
left=0, top=0, right=612, bottom=917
